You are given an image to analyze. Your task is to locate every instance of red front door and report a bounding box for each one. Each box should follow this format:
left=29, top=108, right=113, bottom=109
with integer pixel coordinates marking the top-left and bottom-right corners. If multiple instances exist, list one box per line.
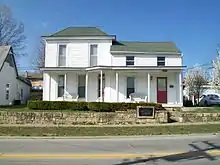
left=157, top=77, right=167, bottom=103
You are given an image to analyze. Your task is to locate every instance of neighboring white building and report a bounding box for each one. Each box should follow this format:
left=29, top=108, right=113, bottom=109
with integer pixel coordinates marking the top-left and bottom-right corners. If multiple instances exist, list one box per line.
left=41, top=27, right=185, bottom=107
left=0, top=46, right=31, bottom=105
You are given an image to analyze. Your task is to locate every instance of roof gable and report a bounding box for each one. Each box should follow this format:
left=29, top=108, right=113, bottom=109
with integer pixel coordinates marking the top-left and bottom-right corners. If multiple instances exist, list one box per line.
left=0, top=46, right=11, bottom=70
left=111, top=41, right=181, bottom=54
left=0, top=46, right=31, bottom=86
left=44, top=27, right=110, bottom=37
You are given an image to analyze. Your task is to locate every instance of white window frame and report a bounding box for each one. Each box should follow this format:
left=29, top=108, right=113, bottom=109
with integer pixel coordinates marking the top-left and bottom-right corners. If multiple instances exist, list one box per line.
left=90, top=44, right=98, bottom=66
left=58, top=44, right=67, bottom=67
left=157, top=56, right=165, bottom=66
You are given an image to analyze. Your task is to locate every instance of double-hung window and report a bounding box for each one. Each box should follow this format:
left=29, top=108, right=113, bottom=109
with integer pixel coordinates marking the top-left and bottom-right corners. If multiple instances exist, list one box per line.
left=58, top=45, right=66, bottom=66
left=126, top=77, right=135, bottom=98
left=58, top=75, right=65, bottom=97
left=157, top=57, right=165, bottom=66
left=126, top=56, right=134, bottom=66
left=78, top=75, right=86, bottom=98
left=5, top=84, right=9, bottom=100
left=90, top=44, right=98, bottom=66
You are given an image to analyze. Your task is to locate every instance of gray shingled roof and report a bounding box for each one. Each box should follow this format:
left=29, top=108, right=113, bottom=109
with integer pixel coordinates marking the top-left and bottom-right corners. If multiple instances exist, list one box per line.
left=0, top=45, right=11, bottom=70
left=44, top=27, right=110, bottom=37
left=111, top=41, right=181, bottom=53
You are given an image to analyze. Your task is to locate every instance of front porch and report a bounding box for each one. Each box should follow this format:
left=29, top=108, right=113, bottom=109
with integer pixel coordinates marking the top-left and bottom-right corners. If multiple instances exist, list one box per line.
left=43, top=69, right=183, bottom=107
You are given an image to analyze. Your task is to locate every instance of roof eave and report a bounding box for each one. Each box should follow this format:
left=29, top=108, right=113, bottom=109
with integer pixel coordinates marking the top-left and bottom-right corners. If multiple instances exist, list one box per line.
left=110, top=50, right=182, bottom=55
left=42, top=35, right=116, bottom=40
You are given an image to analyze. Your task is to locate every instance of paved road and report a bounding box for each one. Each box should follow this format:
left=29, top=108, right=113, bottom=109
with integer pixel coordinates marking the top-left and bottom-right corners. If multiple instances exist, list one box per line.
left=0, top=134, right=220, bottom=165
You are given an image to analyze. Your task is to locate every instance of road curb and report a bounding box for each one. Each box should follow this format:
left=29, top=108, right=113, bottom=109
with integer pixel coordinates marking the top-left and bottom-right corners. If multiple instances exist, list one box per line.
left=0, top=133, right=219, bottom=139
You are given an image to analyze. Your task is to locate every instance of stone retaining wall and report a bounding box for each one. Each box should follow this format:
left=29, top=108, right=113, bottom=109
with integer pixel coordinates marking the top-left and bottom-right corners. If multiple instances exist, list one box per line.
left=169, top=112, right=220, bottom=123
left=0, top=110, right=168, bottom=125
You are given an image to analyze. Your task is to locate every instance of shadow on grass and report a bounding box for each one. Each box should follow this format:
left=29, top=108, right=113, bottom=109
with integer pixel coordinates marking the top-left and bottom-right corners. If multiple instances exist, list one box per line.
left=114, top=141, right=220, bottom=165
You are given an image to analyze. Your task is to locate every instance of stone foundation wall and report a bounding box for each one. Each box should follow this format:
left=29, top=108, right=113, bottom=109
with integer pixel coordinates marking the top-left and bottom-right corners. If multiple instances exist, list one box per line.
left=169, top=112, right=220, bottom=123
left=0, top=110, right=168, bottom=125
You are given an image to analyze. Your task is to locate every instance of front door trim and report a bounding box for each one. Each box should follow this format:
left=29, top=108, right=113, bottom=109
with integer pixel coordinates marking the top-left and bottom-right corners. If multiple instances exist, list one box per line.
left=157, top=77, right=167, bottom=103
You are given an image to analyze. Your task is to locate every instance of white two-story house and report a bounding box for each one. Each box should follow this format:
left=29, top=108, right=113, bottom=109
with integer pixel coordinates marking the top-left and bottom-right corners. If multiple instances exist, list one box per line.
left=41, top=27, right=185, bottom=107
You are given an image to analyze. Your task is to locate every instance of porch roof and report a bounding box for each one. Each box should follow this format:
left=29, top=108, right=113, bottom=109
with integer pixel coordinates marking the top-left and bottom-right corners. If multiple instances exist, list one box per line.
left=41, top=65, right=186, bottom=72
left=111, top=41, right=181, bottom=54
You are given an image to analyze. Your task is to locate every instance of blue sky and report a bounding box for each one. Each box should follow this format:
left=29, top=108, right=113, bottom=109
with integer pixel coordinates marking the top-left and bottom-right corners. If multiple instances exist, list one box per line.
left=1, top=0, right=220, bottom=71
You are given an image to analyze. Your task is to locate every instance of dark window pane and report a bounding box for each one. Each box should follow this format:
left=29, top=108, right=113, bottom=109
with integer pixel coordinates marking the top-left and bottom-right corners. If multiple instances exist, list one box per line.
left=157, top=62, right=165, bottom=66
left=78, top=86, right=85, bottom=98
left=157, top=57, right=165, bottom=66
left=58, top=86, right=64, bottom=97
left=126, top=56, right=134, bottom=66
left=127, top=77, right=135, bottom=98
left=127, top=88, right=135, bottom=98
left=90, top=45, right=98, bottom=55
left=157, top=57, right=165, bottom=61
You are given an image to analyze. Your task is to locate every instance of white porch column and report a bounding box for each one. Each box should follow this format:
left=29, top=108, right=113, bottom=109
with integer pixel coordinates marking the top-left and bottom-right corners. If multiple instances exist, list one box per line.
left=100, top=70, right=103, bottom=102
left=85, top=72, right=88, bottom=102
left=116, top=72, right=119, bottom=102
left=179, top=72, right=183, bottom=106
left=147, top=73, right=151, bottom=102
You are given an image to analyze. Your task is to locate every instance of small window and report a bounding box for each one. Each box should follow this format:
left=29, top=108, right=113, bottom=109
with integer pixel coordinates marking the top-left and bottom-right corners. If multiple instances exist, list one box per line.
left=21, top=89, right=23, bottom=98
left=157, top=57, right=165, bottom=66
left=58, top=75, right=65, bottom=97
left=126, top=56, right=134, bottom=66
left=5, top=84, right=9, bottom=100
left=78, top=75, right=86, bottom=98
left=58, top=45, right=66, bottom=66
left=90, top=44, right=98, bottom=56
left=127, top=77, right=135, bottom=98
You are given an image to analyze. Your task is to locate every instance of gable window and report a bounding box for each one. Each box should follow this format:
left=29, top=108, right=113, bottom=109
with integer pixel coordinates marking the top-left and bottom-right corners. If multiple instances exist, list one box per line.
left=90, top=44, right=98, bottom=66
left=5, top=84, right=9, bottom=100
left=126, top=56, right=134, bottom=66
left=157, top=57, right=165, bottom=66
left=127, top=77, right=135, bottom=98
left=58, top=45, right=66, bottom=66
left=58, top=75, right=65, bottom=97
left=78, top=75, right=86, bottom=98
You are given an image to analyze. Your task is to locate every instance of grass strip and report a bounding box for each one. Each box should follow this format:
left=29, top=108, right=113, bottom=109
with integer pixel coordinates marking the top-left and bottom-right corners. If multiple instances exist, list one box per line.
left=0, top=124, right=220, bottom=136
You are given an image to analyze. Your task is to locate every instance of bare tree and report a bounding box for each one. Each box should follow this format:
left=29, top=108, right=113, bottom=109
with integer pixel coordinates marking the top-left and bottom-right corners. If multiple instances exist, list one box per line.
left=0, top=4, right=26, bottom=56
left=33, top=38, right=45, bottom=71
left=185, top=65, right=208, bottom=104
left=211, top=47, right=220, bottom=92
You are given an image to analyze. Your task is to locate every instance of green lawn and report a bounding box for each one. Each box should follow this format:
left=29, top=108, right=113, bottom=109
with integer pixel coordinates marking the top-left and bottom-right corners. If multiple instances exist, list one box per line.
left=1, top=124, right=220, bottom=136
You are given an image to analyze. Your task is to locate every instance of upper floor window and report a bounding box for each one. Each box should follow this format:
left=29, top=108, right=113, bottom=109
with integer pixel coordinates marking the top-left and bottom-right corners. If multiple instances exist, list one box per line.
left=126, top=56, right=134, bottom=66
left=157, top=57, right=165, bottom=66
left=90, top=44, right=98, bottom=66
left=90, top=44, right=98, bottom=56
left=58, top=45, right=66, bottom=66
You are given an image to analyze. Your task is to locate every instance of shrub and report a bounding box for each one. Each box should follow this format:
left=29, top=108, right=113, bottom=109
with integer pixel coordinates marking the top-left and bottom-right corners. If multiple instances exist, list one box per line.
left=27, top=101, right=163, bottom=112
left=183, top=100, right=193, bottom=107
left=27, top=101, right=88, bottom=110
